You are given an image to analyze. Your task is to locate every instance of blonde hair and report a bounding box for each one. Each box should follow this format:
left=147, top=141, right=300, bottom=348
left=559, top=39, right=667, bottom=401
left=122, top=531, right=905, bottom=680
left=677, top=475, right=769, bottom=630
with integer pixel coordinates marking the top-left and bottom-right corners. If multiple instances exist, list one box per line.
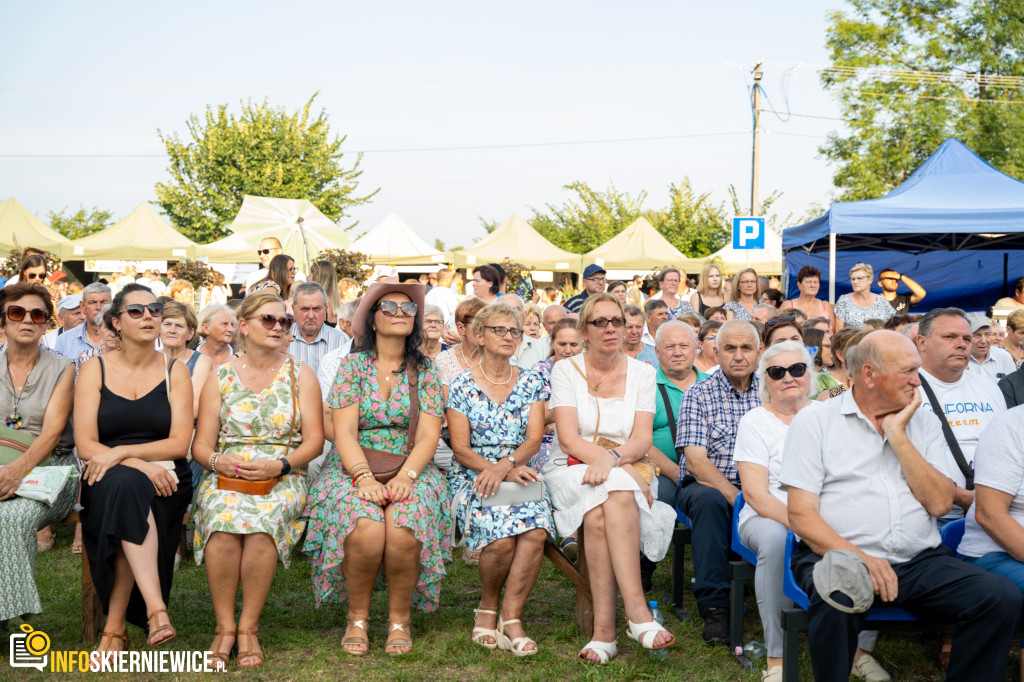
left=696, top=263, right=723, bottom=298
left=337, top=277, right=360, bottom=302
left=523, top=302, right=542, bottom=325
left=849, top=262, right=873, bottom=280
left=470, top=302, right=523, bottom=337
left=731, top=268, right=760, bottom=302
left=197, top=303, right=233, bottom=339
left=1007, top=308, right=1024, bottom=332
left=310, top=261, right=342, bottom=318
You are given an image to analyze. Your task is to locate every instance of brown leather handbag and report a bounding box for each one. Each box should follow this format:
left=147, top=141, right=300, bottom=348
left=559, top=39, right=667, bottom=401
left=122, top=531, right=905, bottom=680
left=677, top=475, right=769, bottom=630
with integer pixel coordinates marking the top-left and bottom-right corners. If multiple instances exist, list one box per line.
left=344, top=364, right=419, bottom=484
left=217, top=358, right=296, bottom=496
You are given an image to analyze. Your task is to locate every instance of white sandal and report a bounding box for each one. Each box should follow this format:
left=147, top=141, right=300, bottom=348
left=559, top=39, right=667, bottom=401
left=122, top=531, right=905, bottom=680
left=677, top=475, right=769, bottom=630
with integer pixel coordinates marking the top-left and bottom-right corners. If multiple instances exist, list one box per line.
left=578, top=639, right=617, bottom=664
left=471, top=609, right=499, bottom=650
left=497, top=617, right=537, bottom=657
left=626, top=619, right=675, bottom=650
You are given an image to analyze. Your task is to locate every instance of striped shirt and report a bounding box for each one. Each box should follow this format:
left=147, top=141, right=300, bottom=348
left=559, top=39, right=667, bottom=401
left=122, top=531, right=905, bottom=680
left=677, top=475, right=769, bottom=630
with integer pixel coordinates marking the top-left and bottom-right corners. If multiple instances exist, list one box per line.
left=288, top=323, right=350, bottom=376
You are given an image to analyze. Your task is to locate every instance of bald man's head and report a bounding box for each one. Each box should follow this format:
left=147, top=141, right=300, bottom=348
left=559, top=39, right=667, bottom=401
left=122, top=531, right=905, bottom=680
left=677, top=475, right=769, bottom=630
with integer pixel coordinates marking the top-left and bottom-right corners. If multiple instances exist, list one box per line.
left=257, top=238, right=284, bottom=267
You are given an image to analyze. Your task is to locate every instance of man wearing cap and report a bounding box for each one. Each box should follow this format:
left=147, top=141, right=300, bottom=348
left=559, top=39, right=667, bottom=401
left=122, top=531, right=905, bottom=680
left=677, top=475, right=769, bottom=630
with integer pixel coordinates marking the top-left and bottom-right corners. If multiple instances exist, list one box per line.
left=243, top=237, right=307, bottom=292
left=966, top=312, right=1016, bottom=382
left=781, top=331, right=1021, bottom=682
left=54, top=282, right=111, bottom=360
left=42, top=294, right=85, bottom=349
left=563, top=265, right=606, bottom=314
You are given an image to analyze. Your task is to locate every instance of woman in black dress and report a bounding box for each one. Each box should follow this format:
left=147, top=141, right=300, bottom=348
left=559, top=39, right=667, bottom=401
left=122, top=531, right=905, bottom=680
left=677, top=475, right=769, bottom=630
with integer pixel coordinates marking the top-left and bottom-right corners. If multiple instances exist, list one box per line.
left=75, top=283, right=194, bottom=654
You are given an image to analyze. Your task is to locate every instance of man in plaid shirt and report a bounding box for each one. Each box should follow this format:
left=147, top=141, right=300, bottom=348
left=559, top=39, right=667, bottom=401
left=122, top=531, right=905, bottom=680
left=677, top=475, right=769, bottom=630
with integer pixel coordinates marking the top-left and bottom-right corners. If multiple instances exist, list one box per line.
left=675, top=319, right=761, bottom=644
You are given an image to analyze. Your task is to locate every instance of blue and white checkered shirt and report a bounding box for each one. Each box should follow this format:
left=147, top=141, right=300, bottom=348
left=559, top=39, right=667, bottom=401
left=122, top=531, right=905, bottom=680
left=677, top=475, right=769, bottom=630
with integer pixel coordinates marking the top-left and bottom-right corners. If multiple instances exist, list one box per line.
left=675, top=369, right=761, bottom=485
left=288, top=323, right=350, bottom=376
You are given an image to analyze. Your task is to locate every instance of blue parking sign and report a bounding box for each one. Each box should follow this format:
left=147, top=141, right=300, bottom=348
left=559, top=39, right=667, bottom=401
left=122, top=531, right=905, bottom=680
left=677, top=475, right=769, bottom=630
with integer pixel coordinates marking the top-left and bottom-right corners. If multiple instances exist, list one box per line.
left=732, top=217, right=765, bottom=250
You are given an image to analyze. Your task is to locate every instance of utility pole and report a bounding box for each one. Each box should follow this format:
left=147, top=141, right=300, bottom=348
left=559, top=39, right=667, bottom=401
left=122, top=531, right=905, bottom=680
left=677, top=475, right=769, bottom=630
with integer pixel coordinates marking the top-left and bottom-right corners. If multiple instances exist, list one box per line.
left=750, top=62, right=763, bottom=217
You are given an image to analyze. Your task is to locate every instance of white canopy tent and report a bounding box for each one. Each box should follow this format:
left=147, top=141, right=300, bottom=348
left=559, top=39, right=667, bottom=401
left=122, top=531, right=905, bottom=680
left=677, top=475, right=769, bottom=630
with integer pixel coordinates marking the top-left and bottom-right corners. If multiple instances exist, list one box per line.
left=349, top=213, right=449, bottom=265
left=225, top=196, right=351, bottom=271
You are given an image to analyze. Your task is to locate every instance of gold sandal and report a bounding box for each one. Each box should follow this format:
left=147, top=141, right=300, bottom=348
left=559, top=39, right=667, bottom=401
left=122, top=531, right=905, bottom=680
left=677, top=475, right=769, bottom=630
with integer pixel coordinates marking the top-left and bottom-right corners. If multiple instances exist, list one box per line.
left=147, top=609, right=176, bottom=647
left=207, top=628, right=235, bottom=670
left=385, top=622, right=412, bottom=655
left=341, top=619, right=369, bottom=656
left=237, top=629, right=264, bottom=668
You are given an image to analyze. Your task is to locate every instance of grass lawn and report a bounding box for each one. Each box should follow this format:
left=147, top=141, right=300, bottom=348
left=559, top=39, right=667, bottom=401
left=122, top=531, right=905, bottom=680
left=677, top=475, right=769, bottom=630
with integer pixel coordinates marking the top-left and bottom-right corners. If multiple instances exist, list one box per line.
left=2, top=523, right=1020, bottom=681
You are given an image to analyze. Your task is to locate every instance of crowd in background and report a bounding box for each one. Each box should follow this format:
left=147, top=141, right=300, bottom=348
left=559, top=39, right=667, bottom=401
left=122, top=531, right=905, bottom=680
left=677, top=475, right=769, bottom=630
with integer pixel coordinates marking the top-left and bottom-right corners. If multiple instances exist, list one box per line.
left=5, top=238, right=1024, bottom=681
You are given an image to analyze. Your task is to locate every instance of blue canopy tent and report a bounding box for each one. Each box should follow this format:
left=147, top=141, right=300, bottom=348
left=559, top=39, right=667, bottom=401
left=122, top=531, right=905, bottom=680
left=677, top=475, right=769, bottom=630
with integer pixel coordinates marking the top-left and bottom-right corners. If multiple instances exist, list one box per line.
left=783, top=139, right=1024, bottom=311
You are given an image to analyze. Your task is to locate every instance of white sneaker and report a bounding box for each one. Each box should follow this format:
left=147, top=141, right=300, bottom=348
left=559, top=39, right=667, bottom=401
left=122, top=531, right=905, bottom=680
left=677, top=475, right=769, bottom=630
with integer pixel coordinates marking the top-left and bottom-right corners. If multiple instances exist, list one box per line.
left=852, top=653, right=892, bottom=682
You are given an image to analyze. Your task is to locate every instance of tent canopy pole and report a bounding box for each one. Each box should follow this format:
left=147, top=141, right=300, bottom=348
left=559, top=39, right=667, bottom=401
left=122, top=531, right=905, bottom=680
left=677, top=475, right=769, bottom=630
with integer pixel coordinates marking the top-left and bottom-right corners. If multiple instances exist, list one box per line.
left=828, top=233, right=836, bottom=304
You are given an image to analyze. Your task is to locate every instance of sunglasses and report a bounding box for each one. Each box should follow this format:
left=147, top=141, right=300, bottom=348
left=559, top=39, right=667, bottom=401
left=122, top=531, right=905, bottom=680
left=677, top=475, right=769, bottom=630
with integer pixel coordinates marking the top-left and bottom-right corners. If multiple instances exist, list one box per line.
left=765, top=362, right=808, bottom=381
left=484, top=325, right=524, bottom=339
left=377, top=300, right=418, bottom=317
left=257, top=248, right=276, bottom=256
left=587, top=317, right=626, bottom=328
left=24, top=272, right=46, bottom=281
left=764, top=316, right=796, bottom=327
left=121, top=302, right=164, bottom=319
left=3, top=305, right=48, bottom=324
left=247, top=314, right=294, bottom=330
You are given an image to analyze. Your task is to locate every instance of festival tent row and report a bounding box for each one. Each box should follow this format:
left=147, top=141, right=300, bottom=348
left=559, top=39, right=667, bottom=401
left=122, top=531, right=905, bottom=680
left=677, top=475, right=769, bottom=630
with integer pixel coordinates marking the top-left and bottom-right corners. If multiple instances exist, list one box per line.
left=452, top=214, right=583, bottom=271
left=63, top=204, right=198, bottom=261
left=349, top=213, right=449, bottom=265
left=783, top=139, right=1024, bottom=311
left=582, top=217, right=705, bottom=272
left=0, top=198, right=69, bottom=255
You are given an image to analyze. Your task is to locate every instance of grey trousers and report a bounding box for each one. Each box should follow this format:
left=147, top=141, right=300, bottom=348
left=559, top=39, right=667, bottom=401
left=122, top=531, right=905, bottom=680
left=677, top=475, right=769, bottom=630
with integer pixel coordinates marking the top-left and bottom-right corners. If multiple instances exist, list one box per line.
left=739, top=514, right=877, bottom=658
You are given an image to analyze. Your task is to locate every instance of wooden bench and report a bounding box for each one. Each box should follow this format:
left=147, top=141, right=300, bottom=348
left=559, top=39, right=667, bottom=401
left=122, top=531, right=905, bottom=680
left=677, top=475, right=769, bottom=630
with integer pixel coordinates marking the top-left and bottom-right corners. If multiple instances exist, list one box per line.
left=62, top=511, right=188, bottom=643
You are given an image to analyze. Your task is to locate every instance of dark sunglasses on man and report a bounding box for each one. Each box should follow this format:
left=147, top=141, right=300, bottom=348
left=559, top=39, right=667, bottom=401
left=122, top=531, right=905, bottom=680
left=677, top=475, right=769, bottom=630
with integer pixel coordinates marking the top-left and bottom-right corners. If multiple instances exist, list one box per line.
left=257, top=248, right=275, bottom=256
left=2, top=305, right=48, bottom=324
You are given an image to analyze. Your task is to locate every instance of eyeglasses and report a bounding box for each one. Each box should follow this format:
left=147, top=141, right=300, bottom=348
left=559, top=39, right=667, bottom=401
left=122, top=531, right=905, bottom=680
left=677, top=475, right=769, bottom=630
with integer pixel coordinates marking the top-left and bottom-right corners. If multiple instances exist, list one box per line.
left=765, top=362, right=808, bottom=381
left=424, top=319, right=444, bottom=326
left=484, top=325, right=524, bottom=339
left=24, top=272, right=46, bottom=281
left=257, top=248, right=276, bottom=256
left=764, top=316, right=796, bottom=327
left=3, top=305, right=48, bottom=324
left=288, top=267, right=297, bottom=274
left=585, top=277, right=607, bottom=284
left=587, top=317, right=626, bottom=328
left=377, top=300, right=418, bottom=317
left=120, top=302, right=164, bottom=319
left=247, top=314, right=294, bottom=330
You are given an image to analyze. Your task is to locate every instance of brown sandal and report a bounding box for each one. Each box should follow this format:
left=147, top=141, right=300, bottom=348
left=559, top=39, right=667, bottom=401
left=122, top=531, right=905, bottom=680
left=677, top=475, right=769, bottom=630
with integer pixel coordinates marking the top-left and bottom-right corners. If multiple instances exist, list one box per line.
left=207, top=628, right=236, bottom=670
left=147, top=609, right=176, bottom=647
left=237, top=629, right=264, bottom=668
left=92, top=630, right=128, bottom=670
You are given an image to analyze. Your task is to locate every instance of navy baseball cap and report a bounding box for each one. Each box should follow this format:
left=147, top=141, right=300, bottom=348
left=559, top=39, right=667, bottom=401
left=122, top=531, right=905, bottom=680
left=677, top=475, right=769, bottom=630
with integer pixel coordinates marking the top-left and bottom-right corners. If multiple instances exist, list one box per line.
left=583, top=264, right=606, bottom=278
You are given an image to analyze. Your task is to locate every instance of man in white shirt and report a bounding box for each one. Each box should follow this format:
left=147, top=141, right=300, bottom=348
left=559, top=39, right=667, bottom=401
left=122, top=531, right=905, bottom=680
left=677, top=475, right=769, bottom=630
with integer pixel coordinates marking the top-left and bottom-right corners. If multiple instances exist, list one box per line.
left=642, top=299, right=669, bottom=347
left=965, top=312, right=1016, bottom=381
left=518, top=304, right=565, bottom=369
left=424, top=269, right=459, bottom=325
left=42, top=294, right=85, bottom=349
left=781, top=331, right=1020, bottom=681
left=243, top=237, right=307, bottom=292
left=915, top=308, right=1006, bottom=524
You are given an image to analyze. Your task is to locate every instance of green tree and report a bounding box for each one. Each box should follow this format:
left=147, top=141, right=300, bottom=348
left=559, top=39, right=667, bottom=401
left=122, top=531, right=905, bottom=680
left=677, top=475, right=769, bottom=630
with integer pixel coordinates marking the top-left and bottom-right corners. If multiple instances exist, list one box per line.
left=647, top=179, right=731, bottom=257
left=48, top=206, right=113, bottom=240
left=528, top=181, right=647, bottom=253
left=821, top=0, right=1024, bottom=200
left=155, top=95, right=377, bottom=243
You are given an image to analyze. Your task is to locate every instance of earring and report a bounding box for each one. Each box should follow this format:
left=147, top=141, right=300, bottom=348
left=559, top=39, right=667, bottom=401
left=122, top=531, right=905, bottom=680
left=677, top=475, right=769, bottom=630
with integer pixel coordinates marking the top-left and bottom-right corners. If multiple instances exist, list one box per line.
left=114, top=329, right=123, bottom=352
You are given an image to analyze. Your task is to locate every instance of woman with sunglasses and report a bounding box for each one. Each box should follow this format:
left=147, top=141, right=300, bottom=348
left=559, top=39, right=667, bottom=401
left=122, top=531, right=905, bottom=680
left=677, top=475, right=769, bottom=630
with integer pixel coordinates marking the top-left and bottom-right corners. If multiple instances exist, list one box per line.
left=446, top=302, right=553, bottom=655
left=0, top=284, right=78, bottom=627
left=543, top=292, right=676, bottom=664
left=196, top=304, right=237, bottom=368
left=75, top=284, right=194, bottom=655
left=304, top=282, right=451, bottom=656
left=190, top=292, right=323, bottom=668
left=735, top=340, right=887, bottom=681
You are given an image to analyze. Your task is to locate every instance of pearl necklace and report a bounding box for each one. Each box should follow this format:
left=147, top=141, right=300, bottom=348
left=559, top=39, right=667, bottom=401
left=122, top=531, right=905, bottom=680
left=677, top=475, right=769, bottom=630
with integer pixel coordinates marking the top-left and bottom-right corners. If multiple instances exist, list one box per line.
left=480, top=362, right=514, bottom=385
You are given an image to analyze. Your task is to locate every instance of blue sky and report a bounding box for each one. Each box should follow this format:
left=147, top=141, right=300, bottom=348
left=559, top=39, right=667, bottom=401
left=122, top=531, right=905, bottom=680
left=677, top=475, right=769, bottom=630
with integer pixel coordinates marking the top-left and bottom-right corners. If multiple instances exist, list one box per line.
left=1, top=0, right=849, bottom=247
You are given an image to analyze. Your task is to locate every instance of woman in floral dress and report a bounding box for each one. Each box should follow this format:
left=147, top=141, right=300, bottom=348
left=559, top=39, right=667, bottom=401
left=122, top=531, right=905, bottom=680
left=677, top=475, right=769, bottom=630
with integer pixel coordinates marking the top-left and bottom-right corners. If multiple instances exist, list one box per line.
left=191, top=292, right=324, bottom=668
left=447, top=302, right=554, bottom=656
left=304, top=282, right=451, bottom=657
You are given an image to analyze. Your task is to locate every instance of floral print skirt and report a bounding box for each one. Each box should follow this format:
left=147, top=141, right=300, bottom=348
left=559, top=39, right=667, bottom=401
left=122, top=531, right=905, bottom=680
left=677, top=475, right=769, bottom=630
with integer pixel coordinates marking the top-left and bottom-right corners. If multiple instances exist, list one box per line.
left=192, top=469, right=309, bottom=568
left=302, top=447, right=453, bottom=611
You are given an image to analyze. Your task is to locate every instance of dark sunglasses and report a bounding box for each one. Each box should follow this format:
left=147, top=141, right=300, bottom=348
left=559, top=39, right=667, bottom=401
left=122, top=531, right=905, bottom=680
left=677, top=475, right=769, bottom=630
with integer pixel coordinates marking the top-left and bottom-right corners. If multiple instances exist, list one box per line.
left=764, top=316, right=796, bottom=328
left=377, top=300, right=418, bottom=317
left=121, top=302, right=164, bottom=319
left=484, top=325, right=524, bottom=339
left=765, top=362, right=808, bottom=381
left=3, top=305, right=48, bottom=324
left=24, top=272, right=46, bottom=281
left=257, top=248, right=276, bottom=256
left=247, top=314, right=294, bottom=330
left=587, top=317, right=626, bottom=328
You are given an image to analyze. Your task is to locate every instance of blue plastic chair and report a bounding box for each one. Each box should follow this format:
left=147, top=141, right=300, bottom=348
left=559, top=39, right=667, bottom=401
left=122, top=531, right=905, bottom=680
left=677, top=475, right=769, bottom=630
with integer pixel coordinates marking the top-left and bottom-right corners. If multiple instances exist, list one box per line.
left=940, top=518, right=965, bottom=552
left=728, top=492, right=757, bottom=652
left=730, top=492, right=757, bottom=565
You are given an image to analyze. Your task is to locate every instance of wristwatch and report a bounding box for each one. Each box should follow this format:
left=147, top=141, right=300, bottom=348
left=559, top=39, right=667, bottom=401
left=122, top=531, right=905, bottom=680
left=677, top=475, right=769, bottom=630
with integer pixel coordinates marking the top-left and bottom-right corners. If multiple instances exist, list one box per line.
left=505, top=455, right=517, bottom=468
left=405, top=469, right=418, bottom=481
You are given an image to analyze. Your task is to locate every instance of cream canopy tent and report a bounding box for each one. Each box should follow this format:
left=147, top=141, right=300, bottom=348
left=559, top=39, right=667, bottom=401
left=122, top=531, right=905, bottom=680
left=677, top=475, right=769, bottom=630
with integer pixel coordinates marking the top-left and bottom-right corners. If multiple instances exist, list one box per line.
left=452, top=214, right=582, bottom=271
left=349, top=213, right=449, bottom=265
left=0, top=198, right=69, bottom=255
left=226, top=196, right=351, bottom=271
left=583, top=217, right=705, bottom=272
left=64, top=204, right=198, bottom=261
left=197, top=232, right=256, bottom=264
left=706, top=225, right=784, bottom=275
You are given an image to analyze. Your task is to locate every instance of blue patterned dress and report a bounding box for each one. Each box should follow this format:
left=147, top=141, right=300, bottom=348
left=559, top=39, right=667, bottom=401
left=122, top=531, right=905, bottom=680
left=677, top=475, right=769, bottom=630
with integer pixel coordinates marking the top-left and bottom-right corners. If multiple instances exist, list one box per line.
left=446, top=369, right=555, bottom=552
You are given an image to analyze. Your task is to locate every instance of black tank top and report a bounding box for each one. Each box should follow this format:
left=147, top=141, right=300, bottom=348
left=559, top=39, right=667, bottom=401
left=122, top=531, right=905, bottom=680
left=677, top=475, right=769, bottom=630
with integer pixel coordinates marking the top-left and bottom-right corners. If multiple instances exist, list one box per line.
left=97, top=357, right=175, bottom=447
left=696, top=293, right=710, bottom=316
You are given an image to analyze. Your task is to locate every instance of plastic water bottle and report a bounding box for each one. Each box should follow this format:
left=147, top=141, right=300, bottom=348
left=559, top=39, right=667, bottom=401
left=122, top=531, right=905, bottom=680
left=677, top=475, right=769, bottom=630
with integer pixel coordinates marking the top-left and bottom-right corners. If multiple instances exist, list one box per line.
left=647, top=600, right=668, bottom=660
left=743, top=640, right=767, bottom=659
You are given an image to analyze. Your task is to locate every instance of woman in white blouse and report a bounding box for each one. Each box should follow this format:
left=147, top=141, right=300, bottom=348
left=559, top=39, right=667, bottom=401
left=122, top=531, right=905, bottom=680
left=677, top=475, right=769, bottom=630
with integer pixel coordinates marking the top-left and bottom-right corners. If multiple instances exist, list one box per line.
left=735, top=341, right=887, bottom=682
left=543, top=292, right=676, bottom=664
